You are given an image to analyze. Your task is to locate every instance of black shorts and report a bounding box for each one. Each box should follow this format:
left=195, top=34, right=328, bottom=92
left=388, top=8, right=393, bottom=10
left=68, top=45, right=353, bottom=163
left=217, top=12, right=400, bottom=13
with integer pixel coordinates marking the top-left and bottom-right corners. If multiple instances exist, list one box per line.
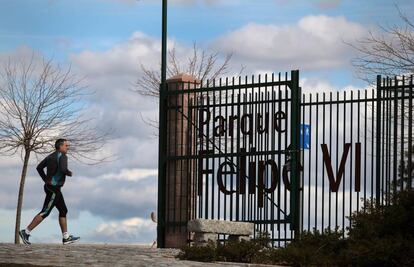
left=38, top=183, right=68, bottom=218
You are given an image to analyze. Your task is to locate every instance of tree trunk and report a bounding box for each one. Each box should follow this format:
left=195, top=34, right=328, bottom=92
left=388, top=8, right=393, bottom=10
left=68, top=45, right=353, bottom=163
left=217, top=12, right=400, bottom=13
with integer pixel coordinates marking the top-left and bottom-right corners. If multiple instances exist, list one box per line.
left=14, top=149, right=31, bottom=244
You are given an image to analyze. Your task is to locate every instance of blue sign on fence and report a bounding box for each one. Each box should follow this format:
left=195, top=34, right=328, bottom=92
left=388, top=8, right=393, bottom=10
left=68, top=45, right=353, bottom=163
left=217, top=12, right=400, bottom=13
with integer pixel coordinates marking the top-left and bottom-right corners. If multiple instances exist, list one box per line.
left=300, top=124, right=311, bottom=150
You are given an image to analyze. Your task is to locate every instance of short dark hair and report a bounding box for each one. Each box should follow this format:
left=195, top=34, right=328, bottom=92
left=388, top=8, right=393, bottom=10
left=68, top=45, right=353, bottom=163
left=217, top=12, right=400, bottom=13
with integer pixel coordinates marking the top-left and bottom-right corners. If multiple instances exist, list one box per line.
left=55, top=139, right=67, bottom=150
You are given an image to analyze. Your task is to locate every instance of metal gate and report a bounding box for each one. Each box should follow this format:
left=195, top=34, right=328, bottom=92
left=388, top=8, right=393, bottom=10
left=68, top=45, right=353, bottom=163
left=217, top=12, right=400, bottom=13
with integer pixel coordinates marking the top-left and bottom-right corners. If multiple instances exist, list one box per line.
left=157, top=71, right=413, bottom=248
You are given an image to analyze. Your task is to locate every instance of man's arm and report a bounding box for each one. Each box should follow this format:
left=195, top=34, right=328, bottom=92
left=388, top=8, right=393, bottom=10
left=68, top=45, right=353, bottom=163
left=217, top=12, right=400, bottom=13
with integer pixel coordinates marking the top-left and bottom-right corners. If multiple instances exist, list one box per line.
left=36, top=156, right=48, bottom=182
left=59, top=154, right=72, bottom=176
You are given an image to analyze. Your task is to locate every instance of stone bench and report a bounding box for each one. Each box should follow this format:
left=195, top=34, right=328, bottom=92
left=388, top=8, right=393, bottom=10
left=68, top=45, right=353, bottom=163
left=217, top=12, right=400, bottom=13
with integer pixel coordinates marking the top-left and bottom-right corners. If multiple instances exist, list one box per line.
left=187, top=219, right=254, bottom=246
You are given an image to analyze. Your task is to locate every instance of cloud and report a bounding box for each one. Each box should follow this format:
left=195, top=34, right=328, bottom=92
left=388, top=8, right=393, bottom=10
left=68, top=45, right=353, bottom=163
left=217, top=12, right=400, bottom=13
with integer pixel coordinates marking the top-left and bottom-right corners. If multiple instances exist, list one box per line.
left=210, top=15, right=366, bottom=72
left=300, top=76, right=370, bottom=94
left=67, top=175, right=157, bottom=220
left=100, top=168, right=158, bottom=182
left=70, top=32, right=161, bottom=77
left=69, top=31, right=192, bottom=82
left=68, top=32, right=169, bottom=142
left=66, top=32, right=165, bottom=170
left=84, top=216, right=156, bottom=244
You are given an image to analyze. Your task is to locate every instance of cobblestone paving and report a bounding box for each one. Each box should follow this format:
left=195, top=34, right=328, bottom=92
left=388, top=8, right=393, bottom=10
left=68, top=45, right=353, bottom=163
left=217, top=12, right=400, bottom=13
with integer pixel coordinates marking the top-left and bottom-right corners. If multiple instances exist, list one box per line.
left=0, top=243, right=282, bottom=267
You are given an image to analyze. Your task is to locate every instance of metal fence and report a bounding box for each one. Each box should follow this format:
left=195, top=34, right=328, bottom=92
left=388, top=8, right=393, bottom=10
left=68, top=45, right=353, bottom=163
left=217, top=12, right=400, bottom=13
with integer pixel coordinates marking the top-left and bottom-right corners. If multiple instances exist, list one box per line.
left=157, top=71, right=413, bottom=248
left=299, top=75, right=413, bottom=245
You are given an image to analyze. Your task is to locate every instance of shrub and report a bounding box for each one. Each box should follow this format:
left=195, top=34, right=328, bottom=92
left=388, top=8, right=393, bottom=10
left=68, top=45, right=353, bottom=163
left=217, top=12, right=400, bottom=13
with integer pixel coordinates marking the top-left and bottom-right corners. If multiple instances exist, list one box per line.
left=274, top=228, right=346, bottom=267
left=178, top=189, right=414, bottom=267
left=177, top=240, right=219, bottom=262
left=342, top=189, right=414, bottom=267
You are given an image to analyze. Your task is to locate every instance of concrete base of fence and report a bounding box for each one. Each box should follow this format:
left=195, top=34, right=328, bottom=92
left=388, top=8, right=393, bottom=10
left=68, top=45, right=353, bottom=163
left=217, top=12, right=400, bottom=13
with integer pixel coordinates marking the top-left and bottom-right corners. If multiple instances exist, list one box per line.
left=188, top=219, right=254, bottom=246
left=188, top=219, right=254, bottom=236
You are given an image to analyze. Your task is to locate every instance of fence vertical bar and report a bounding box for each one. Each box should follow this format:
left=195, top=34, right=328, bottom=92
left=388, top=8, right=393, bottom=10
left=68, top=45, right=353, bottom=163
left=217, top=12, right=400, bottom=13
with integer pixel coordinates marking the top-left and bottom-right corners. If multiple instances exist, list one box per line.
left=408, top=76, right=413, bottom=189
left=376, top=75, right=382, bottom=206
left=401, top=78, right=405, bottom=191
left=393, top=79, right=398, bottom=193
left=290, top=70, right=301, bottom=236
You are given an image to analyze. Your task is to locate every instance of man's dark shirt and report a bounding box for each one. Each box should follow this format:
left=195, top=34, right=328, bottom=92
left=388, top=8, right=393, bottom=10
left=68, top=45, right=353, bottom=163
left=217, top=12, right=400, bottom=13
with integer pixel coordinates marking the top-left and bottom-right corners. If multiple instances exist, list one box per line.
left=36, top=150, right=72, bottom=186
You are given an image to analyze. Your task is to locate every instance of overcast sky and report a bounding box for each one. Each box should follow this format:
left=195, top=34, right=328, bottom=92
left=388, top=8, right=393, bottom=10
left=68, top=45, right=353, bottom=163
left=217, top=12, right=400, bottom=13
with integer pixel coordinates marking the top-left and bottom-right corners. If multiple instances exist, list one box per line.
left=0, top=0, right=412, bottom=244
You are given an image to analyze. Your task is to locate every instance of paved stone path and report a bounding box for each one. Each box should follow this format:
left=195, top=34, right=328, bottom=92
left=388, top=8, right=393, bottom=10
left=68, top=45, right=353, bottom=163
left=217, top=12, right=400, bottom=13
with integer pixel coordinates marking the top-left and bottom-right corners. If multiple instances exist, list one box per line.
left=0, top=243, right=282, bottom=267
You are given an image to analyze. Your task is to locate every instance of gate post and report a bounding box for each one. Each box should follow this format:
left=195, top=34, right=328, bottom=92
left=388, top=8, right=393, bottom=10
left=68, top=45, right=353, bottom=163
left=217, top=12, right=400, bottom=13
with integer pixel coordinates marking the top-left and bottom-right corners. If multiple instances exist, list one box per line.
left=164, top=74, right=199, bottom=248
left=290, top=70, right=302, bottom=237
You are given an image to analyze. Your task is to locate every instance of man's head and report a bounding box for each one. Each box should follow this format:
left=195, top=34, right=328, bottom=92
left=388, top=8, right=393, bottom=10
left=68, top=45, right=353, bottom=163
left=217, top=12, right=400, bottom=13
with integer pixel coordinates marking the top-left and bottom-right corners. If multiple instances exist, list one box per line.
left=55, top=138, right=70, bottom=153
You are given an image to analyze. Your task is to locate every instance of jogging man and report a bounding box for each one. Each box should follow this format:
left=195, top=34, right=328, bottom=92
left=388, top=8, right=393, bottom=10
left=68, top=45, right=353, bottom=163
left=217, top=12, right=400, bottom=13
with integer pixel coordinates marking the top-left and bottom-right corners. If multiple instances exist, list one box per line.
left=19, top=138, right=80, bottom=245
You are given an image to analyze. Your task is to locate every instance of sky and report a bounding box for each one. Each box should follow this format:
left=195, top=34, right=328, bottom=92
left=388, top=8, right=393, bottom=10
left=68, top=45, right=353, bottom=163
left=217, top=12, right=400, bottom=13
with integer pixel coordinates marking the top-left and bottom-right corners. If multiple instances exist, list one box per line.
left=0, top=0, right=413, bottom=244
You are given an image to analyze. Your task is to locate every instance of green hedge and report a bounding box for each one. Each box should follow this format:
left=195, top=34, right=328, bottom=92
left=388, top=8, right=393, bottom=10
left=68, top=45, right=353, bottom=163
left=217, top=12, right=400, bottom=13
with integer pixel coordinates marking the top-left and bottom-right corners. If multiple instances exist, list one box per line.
left=178, top=189, right=414, bottom=267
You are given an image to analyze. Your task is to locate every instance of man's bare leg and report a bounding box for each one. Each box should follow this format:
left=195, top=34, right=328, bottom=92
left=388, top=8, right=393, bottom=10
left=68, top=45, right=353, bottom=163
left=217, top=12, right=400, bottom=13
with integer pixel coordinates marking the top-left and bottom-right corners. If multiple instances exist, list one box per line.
left=26, top=214, right=44, bottom=231
left=59, top=217, right=67, bottom=234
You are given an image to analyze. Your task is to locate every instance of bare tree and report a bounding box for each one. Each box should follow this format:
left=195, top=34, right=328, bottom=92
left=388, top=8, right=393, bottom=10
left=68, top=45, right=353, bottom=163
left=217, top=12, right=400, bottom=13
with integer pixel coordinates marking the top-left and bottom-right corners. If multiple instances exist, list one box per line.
left=133, top=41, right=243, bottom=98
left=349, top=6, right=414, bottom=190
left=0, top=54, right=114, bottom=244
left=133, top=41, right=244, bottom=138
left=349, top=5, right=414, bottom=84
